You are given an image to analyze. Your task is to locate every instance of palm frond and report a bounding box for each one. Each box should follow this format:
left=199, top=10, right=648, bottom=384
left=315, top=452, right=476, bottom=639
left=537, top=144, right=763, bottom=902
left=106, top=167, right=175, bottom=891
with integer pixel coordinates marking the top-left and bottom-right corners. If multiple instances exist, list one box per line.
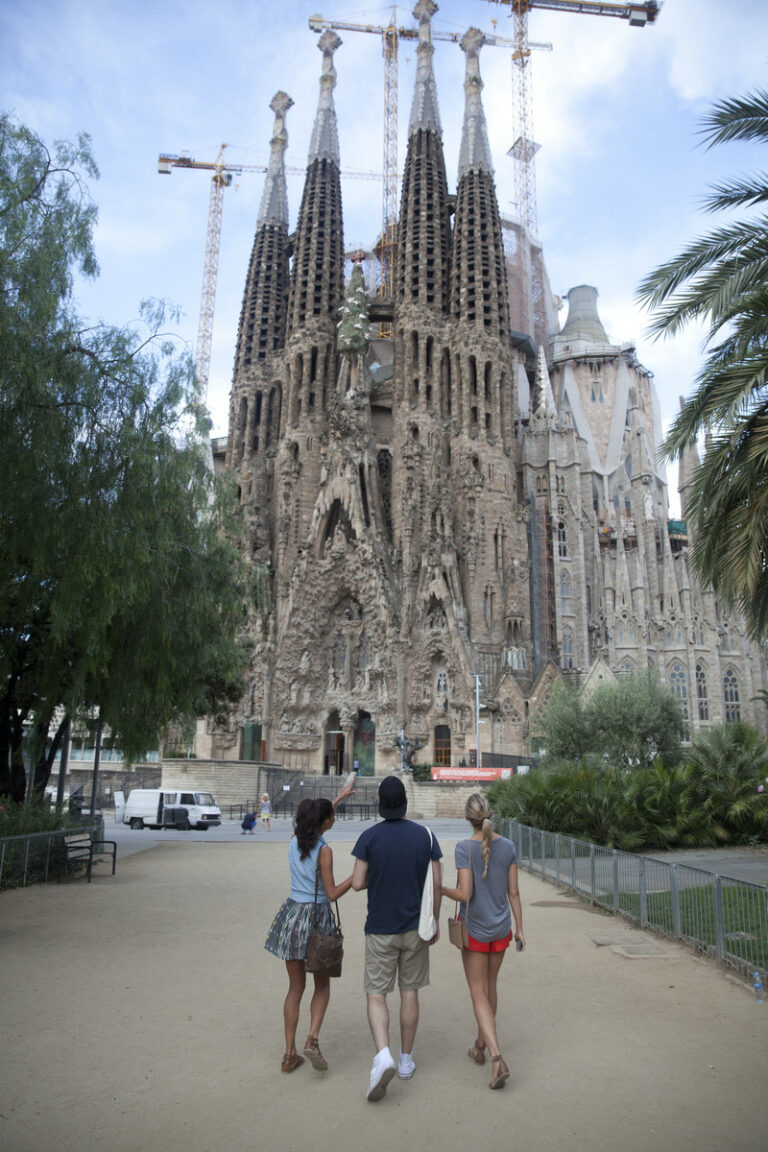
left=704, top=173, right=768, bottom=212
left=635, top=216, right=768, bottom=322
left=699, top=90, right=768, bottom=148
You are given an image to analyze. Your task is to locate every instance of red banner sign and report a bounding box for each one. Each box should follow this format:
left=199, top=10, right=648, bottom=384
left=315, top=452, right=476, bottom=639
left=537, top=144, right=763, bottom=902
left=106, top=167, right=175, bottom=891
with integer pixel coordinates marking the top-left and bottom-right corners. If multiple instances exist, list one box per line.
left=430, top=766, right=514, bottom=782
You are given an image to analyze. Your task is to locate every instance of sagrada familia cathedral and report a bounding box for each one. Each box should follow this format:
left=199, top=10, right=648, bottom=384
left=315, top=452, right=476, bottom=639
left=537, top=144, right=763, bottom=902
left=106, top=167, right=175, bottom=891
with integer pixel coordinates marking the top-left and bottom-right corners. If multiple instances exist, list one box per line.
left=208, top=1, right=765, bottom=777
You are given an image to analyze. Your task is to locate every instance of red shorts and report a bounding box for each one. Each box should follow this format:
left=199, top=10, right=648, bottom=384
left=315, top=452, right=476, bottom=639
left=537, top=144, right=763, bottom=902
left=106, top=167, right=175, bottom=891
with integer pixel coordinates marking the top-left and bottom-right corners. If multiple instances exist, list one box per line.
left=465, top=929, right=513, bottom=954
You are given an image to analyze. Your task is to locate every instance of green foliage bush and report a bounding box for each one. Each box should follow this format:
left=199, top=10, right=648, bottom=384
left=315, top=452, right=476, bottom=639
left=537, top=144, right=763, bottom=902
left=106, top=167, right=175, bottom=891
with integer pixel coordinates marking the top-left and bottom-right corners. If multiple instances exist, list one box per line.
left=488, top=721, right=768, bottom=851
left=0, top=798, right=86, bottom=837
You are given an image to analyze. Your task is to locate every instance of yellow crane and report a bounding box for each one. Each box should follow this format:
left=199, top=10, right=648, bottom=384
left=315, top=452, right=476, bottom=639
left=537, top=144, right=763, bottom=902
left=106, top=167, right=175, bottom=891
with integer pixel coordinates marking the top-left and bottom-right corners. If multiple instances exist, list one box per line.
left=159, top=146, right=379, bottom=402
left=483, top=0, right=661, bottom=237
left=309, top=10, right=551, bottom=303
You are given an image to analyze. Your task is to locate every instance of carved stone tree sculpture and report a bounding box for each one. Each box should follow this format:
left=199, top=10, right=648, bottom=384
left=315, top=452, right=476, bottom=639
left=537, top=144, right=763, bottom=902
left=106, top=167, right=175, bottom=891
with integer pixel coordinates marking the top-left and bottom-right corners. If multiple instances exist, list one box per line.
left=394, top=731, right=426, bottom=774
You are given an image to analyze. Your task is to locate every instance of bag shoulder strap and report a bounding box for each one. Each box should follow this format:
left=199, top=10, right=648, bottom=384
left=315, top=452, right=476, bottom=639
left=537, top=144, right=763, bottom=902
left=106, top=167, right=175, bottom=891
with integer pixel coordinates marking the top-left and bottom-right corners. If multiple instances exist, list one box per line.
left=313, top=849, right=341, bottom=929
left=454, top=838, right=473, bottom=920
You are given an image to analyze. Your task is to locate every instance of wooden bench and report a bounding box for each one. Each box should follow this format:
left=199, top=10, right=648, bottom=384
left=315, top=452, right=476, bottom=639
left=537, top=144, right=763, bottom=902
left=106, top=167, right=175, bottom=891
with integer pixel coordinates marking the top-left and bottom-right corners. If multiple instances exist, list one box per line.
left=62, top=833, right=117, bottom=883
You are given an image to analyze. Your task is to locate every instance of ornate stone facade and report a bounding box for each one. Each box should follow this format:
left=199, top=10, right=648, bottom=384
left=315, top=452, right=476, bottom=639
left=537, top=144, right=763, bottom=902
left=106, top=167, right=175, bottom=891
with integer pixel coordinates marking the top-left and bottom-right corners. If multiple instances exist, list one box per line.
left=218, top=4, right=766, bottom=775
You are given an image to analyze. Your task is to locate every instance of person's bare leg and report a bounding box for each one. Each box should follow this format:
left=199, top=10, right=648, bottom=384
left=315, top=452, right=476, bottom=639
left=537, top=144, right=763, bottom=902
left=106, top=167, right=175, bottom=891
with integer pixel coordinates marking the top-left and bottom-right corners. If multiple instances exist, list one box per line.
left=366, top=993, right=390, bottom=1052
left=487, top=950, right=505, bottom=1022
left=462, top=950, right=501, bottom=1058
left=308, top=972, right=331, bottom=1039
left=399, top=988, right=419, bottom=1056
left=284, top=960, right=306, bottom=1056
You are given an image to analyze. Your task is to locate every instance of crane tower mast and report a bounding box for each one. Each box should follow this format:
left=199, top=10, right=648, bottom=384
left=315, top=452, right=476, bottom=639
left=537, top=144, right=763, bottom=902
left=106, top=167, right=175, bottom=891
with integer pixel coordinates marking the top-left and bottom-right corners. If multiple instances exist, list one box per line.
left=484, top=0, right=660, bottom=236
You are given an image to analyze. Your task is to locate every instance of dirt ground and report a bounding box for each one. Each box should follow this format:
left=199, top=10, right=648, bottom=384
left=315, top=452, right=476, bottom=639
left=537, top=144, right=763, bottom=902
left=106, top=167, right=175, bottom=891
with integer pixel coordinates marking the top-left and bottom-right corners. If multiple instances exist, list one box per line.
left=1, top=835, right=767, bottom=1152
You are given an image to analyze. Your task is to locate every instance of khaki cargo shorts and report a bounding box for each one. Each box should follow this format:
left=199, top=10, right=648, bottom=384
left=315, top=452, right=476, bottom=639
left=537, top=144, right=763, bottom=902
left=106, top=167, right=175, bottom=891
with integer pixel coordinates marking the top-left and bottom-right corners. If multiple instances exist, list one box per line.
left=364, top=930, right=430, bottom=994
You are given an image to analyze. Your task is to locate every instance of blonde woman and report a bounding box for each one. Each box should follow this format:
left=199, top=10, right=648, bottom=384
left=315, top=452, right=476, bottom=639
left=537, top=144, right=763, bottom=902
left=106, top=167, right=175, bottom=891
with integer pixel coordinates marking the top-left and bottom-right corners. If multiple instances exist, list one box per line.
left=441, top=793, right=525, bottom=1090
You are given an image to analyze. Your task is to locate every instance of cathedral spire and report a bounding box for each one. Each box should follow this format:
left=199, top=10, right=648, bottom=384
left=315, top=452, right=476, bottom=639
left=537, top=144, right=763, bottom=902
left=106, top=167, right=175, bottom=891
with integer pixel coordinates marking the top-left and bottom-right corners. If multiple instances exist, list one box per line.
left=534, top=345, right=557, bottom=421
left=457, top=28, right=493, bottom=177
left=408, top=0, right=442, bottom=137
left=395, top=0, right=451, bottom=310
left=231, top=92, right=293, bottom=382
left=450, top=28, right=509, bottom=339
left=257, top=91, right=292, bottom=229
left=308, top=30, right=341, bottom=167
left=286, top=30, right=344, bottom=342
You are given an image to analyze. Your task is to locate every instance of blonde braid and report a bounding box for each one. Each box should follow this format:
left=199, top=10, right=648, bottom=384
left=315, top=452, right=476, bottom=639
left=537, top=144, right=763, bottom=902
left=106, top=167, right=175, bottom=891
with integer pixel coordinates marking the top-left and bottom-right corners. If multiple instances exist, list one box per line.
left=465, top=792, right=494, bottom=879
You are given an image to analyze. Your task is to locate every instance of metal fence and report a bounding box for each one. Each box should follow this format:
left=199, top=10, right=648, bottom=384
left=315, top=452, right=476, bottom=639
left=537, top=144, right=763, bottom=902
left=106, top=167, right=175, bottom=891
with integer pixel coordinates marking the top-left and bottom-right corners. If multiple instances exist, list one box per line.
left=501, top=817, right=768, bottom=987
left=0, top=824, right=102, bottom=890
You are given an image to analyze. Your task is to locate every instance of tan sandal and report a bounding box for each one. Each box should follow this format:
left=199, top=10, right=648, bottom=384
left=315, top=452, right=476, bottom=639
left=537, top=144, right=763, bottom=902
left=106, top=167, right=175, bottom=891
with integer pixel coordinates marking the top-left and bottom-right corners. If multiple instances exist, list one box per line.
left=303, top=1035, right=328, bottom=1071
left=489, top=1054, right=510, bottom=1089
left=281, top=1052, right=305, bottom=1073
left=468, top=1040, right=486, bottom=1065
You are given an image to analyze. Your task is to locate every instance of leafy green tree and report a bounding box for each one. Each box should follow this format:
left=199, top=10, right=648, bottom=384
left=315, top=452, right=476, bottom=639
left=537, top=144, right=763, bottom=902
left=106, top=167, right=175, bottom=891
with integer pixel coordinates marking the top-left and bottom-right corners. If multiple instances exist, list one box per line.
left=535, top=673, right=684, bottom=769
left=587, top=674, right=685, bottom=769
left=638, top=87, right=768, bottom=636
left=0, top=115, right=250, bottom=801
left=531, top=681, right=595, bottom=761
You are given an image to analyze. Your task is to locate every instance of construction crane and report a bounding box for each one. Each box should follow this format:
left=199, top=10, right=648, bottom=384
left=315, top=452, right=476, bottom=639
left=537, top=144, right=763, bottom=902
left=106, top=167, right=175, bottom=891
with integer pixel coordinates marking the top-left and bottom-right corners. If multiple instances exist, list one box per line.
left=483, top=0, right=660, bottom=237
left=159, top=147, right=380, bottom=402
left=309, top=11, right=551, bottom=304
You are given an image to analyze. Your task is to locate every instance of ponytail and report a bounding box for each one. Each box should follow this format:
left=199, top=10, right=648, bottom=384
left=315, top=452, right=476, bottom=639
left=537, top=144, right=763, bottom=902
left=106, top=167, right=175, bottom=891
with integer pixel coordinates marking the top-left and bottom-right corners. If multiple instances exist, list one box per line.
left=464, top=792, right=494, bottom=879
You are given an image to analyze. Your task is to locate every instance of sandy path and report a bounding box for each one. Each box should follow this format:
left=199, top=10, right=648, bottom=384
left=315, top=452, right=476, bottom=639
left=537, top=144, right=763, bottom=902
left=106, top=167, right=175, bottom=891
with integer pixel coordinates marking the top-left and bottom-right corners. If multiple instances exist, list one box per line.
left=1, top=838, right=767, bottom=1152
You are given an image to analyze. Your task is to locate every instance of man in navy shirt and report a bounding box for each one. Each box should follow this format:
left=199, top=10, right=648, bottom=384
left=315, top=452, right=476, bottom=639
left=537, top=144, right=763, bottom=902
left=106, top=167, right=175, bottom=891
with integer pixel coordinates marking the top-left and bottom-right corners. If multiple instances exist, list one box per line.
left=352, top=776, right=442, bottom=1101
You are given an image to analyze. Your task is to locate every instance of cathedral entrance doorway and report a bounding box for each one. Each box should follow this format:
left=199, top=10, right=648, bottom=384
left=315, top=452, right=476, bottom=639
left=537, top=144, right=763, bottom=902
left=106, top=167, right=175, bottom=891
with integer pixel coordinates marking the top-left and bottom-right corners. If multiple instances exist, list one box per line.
left=434, top=724, right=451, bottom=766
left=352, top=712, right=375, bottom=777
left=324, top=711, right=344, bottom=776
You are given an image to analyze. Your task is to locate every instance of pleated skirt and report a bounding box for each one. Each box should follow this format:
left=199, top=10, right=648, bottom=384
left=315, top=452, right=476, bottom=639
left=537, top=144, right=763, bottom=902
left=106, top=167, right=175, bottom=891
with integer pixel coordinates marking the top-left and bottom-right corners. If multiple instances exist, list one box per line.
left=264, top=897, right=337, bottom=961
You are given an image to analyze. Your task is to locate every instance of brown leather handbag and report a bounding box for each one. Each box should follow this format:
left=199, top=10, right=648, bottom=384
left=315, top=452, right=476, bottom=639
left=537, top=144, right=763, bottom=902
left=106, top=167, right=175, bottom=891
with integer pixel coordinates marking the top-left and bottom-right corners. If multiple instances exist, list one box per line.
left=305, top=862, right=344, bottom=977
left=447, top=840, right=471, bottom=950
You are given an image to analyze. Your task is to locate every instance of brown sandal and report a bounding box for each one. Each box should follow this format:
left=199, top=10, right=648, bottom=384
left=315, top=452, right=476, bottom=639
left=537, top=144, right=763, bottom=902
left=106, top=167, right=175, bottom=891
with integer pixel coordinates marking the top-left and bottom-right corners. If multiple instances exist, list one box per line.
left=281, top=1052, right=305, bottom=1073
left=489, top=1054, right=510, bottom=1089
left=468, top=1040, right=486, bottom=1065
left=303, top=1035, right=328, bottom=1071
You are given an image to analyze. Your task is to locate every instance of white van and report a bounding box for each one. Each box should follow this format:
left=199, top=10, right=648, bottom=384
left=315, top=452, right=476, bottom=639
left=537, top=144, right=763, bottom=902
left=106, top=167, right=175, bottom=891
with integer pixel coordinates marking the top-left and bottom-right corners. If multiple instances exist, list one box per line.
left=122, top=788, right=221, bottom=831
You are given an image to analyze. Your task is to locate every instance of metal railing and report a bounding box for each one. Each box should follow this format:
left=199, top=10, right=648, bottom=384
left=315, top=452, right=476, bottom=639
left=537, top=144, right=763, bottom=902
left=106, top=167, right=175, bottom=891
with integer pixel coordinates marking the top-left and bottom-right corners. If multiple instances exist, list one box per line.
left=501, top=818, right=768, bottom=987
left=0, top=825, right=100, bottom=890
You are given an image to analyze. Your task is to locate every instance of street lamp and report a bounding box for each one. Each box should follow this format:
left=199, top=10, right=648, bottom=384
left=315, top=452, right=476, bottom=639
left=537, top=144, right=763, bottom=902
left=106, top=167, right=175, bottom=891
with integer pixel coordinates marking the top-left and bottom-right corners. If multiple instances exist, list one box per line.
left=474, top=674, right=482, bottom=768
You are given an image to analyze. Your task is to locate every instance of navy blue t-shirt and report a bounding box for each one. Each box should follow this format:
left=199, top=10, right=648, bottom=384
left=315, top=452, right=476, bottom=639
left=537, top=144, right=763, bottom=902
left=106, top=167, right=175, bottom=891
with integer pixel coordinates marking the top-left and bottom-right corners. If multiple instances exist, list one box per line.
left=352, top=820, right=442, bottom=935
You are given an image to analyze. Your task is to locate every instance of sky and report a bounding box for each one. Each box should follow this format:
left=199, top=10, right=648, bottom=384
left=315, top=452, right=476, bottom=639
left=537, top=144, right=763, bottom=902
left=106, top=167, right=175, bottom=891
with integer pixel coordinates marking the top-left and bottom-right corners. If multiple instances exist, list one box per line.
left=2, top=0, right=767, bottom=508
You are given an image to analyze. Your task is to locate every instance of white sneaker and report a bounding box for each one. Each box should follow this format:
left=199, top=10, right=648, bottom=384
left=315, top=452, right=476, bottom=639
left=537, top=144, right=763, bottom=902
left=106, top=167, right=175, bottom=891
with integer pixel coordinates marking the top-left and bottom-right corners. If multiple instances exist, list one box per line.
left=398, top=1052, right=416, bottom=1080
left=367, top=1052, right=396, bottom=1102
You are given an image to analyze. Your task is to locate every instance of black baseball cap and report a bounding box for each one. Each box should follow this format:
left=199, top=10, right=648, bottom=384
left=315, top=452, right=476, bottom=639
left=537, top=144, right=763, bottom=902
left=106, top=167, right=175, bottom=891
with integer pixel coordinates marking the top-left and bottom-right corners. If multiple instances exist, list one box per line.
left=378, top=775, right=407, bottom=820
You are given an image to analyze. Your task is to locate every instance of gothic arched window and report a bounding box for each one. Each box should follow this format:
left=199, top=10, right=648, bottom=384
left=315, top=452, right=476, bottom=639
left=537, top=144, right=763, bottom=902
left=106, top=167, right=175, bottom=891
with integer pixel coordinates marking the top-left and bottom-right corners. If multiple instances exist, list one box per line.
left=724, top=667, right=741, bottom=722
left=561, top=628, right=574, bottom=670
left=696, top=661, right=709, bottom=721
left=557, top=521, right=568, bottom=559
left=670, top=661, right=689, bottom=737
left=560, top=571, right=571, bottom=611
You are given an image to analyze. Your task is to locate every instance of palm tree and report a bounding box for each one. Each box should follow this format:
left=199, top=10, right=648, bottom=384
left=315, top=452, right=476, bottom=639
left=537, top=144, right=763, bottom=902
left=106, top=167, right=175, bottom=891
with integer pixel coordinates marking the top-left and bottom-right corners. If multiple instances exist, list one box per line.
left=638, top=88, right=768, bottom=636
left=685, top=722, right=768, bottom=845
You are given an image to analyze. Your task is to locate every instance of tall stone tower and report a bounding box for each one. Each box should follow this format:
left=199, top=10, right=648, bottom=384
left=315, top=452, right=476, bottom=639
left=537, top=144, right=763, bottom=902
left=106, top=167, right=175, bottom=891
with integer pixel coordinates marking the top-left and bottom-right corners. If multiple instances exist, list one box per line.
left=215, top=2, right=765, bottom=774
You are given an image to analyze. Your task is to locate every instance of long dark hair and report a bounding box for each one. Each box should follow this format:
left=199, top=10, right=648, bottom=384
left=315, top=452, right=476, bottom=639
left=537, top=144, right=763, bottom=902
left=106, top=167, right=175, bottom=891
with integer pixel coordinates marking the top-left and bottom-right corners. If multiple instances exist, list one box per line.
left=295, top=798, right=333, bottom=859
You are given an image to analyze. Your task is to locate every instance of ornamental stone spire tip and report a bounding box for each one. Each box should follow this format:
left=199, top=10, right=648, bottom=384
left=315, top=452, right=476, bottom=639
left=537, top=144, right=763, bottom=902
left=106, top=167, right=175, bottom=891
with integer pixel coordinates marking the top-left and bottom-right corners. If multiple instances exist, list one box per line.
left=457, top=26, right=493, bottom=177
left=408, top=0, right=442, bottom=136
left=308, top=31, right=342, bottom=166
left=257, top=91, right=293, bottom=229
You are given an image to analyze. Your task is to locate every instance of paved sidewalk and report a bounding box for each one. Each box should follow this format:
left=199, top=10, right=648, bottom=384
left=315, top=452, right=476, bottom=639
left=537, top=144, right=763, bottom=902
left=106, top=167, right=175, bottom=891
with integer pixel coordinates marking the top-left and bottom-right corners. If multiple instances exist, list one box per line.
left=1, top=832, right=767, bottom=1152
